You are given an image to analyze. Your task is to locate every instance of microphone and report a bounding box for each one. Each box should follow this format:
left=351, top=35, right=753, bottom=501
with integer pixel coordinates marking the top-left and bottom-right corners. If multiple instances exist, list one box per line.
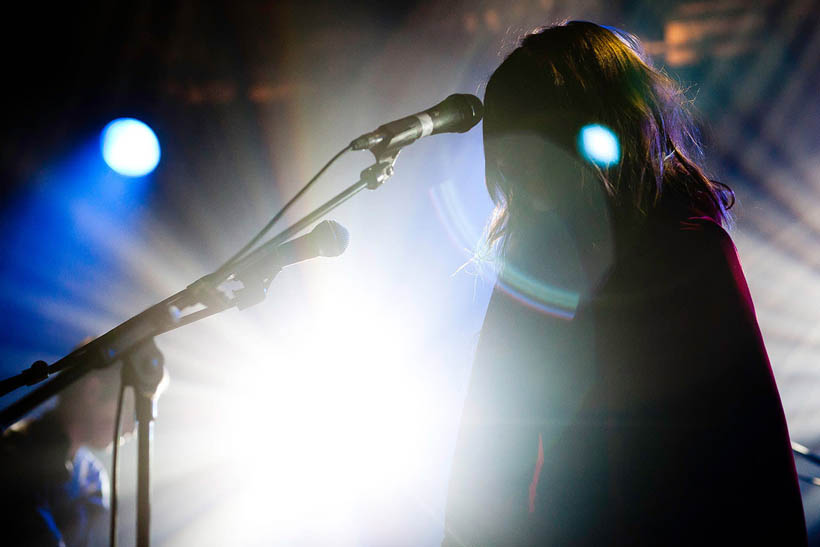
left=233, top=220, right=349, bottom=280
left=179, top=221, right=349, bottom=312
left=231, top=220, right=349, bottom=310
left=350, top=94, right=483, bottom=152
left=272, top=220, right=350, bottom=268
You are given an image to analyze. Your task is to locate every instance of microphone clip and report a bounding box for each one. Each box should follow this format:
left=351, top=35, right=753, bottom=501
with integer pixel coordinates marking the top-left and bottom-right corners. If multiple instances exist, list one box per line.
left=233, top=266, right=281, bottom=311
left=360, top=150, right=400, bottom=190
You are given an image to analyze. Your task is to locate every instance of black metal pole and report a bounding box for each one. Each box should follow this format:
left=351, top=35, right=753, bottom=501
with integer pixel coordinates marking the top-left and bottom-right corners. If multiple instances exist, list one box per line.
left=0, top=359, right=95, bottom=430
left=1, top=294, right=178, bottom=431
left=268, top=155, right=397, bottom=243
left=136, top=398, right=153, bottom=547
left=122, top=338, right=165, bottom=547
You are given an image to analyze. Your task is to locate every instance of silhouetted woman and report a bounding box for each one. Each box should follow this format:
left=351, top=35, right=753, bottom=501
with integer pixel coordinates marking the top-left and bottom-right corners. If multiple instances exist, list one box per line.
left=444, top=21, right=806, bottom=546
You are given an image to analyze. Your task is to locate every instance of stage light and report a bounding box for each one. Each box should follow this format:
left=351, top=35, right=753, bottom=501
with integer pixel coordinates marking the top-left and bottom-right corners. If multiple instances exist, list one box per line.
left=101, top=118, right=161, bottom=177
left=578, top=123, right=620, bottom=167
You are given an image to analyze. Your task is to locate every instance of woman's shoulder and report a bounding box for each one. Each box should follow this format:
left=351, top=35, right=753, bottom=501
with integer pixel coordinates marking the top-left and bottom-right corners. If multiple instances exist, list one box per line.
left=678, top=215, right=731, bottom=239
left=640, top=214, right=736, bottom=263
left=673, top=216, right=741, bottom=271
left=648, top=215, right=756, bottom=317
left=604, top=215, right=741, bottom=299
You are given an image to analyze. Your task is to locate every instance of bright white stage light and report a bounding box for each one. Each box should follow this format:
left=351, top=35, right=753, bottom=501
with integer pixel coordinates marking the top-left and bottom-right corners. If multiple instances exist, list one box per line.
left=101, top=118, right=161, bottom=177
left=578, top=123, right=620, bottom=167
left=158, top=266, right=444, bottom=544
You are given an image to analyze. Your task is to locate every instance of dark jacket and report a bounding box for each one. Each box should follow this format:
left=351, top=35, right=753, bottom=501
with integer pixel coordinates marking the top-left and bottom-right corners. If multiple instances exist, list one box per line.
left=443, top=216, right=806, bottom=546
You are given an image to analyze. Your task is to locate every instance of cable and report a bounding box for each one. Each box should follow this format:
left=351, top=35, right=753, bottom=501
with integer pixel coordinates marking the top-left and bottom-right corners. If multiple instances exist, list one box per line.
left=110, top=383, right=125, bottom=547
left=214, top=144, right=352, bottom=275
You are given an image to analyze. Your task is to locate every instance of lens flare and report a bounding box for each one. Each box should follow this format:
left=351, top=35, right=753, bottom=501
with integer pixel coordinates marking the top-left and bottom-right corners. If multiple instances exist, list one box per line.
left=578, top=124, right=620, bottom=167
left=496, top=265, right=580, bottom=319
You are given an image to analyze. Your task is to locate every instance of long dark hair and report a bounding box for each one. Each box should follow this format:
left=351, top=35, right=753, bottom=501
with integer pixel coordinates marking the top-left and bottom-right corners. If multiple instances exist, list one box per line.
left=483, top=21, right=734, bottom=253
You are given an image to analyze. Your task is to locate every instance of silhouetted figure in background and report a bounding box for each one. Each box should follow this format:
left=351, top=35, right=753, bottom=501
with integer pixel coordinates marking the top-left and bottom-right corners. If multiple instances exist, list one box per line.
left=1, top=361, right=132, bottom=546
left=444, top=21, right=806, bottom=546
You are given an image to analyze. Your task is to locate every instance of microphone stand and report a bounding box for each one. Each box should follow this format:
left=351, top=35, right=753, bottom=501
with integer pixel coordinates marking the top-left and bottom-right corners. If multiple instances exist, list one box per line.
left=121, top=339, right=165, bottom=547
left=0, top=149, right=401, bottom=547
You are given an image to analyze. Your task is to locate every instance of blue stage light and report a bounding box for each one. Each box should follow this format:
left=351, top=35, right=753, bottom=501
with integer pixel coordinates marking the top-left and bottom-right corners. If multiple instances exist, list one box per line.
left=578, top=124, right=620, bottom=167
left=101, top=118, right=161, bottom=177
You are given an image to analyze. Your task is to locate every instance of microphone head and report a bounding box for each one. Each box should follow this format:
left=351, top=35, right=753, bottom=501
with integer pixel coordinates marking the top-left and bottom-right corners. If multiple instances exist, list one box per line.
left=310, top=220, right=350, bottom=257
left=443, top=94, right=484, bottom=133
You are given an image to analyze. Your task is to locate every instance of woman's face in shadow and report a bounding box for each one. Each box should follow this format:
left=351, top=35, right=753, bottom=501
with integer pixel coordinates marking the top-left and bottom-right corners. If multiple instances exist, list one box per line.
left=485, top=132, right=585, bottom=214
left=485, top=129, right=616, bottom=289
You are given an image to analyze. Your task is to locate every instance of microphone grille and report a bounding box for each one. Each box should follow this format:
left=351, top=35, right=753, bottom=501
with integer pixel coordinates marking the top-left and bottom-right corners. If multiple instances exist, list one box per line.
left=449, top=94, right=484, bottom=132
left=311, top=220, right=350, bottom=257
